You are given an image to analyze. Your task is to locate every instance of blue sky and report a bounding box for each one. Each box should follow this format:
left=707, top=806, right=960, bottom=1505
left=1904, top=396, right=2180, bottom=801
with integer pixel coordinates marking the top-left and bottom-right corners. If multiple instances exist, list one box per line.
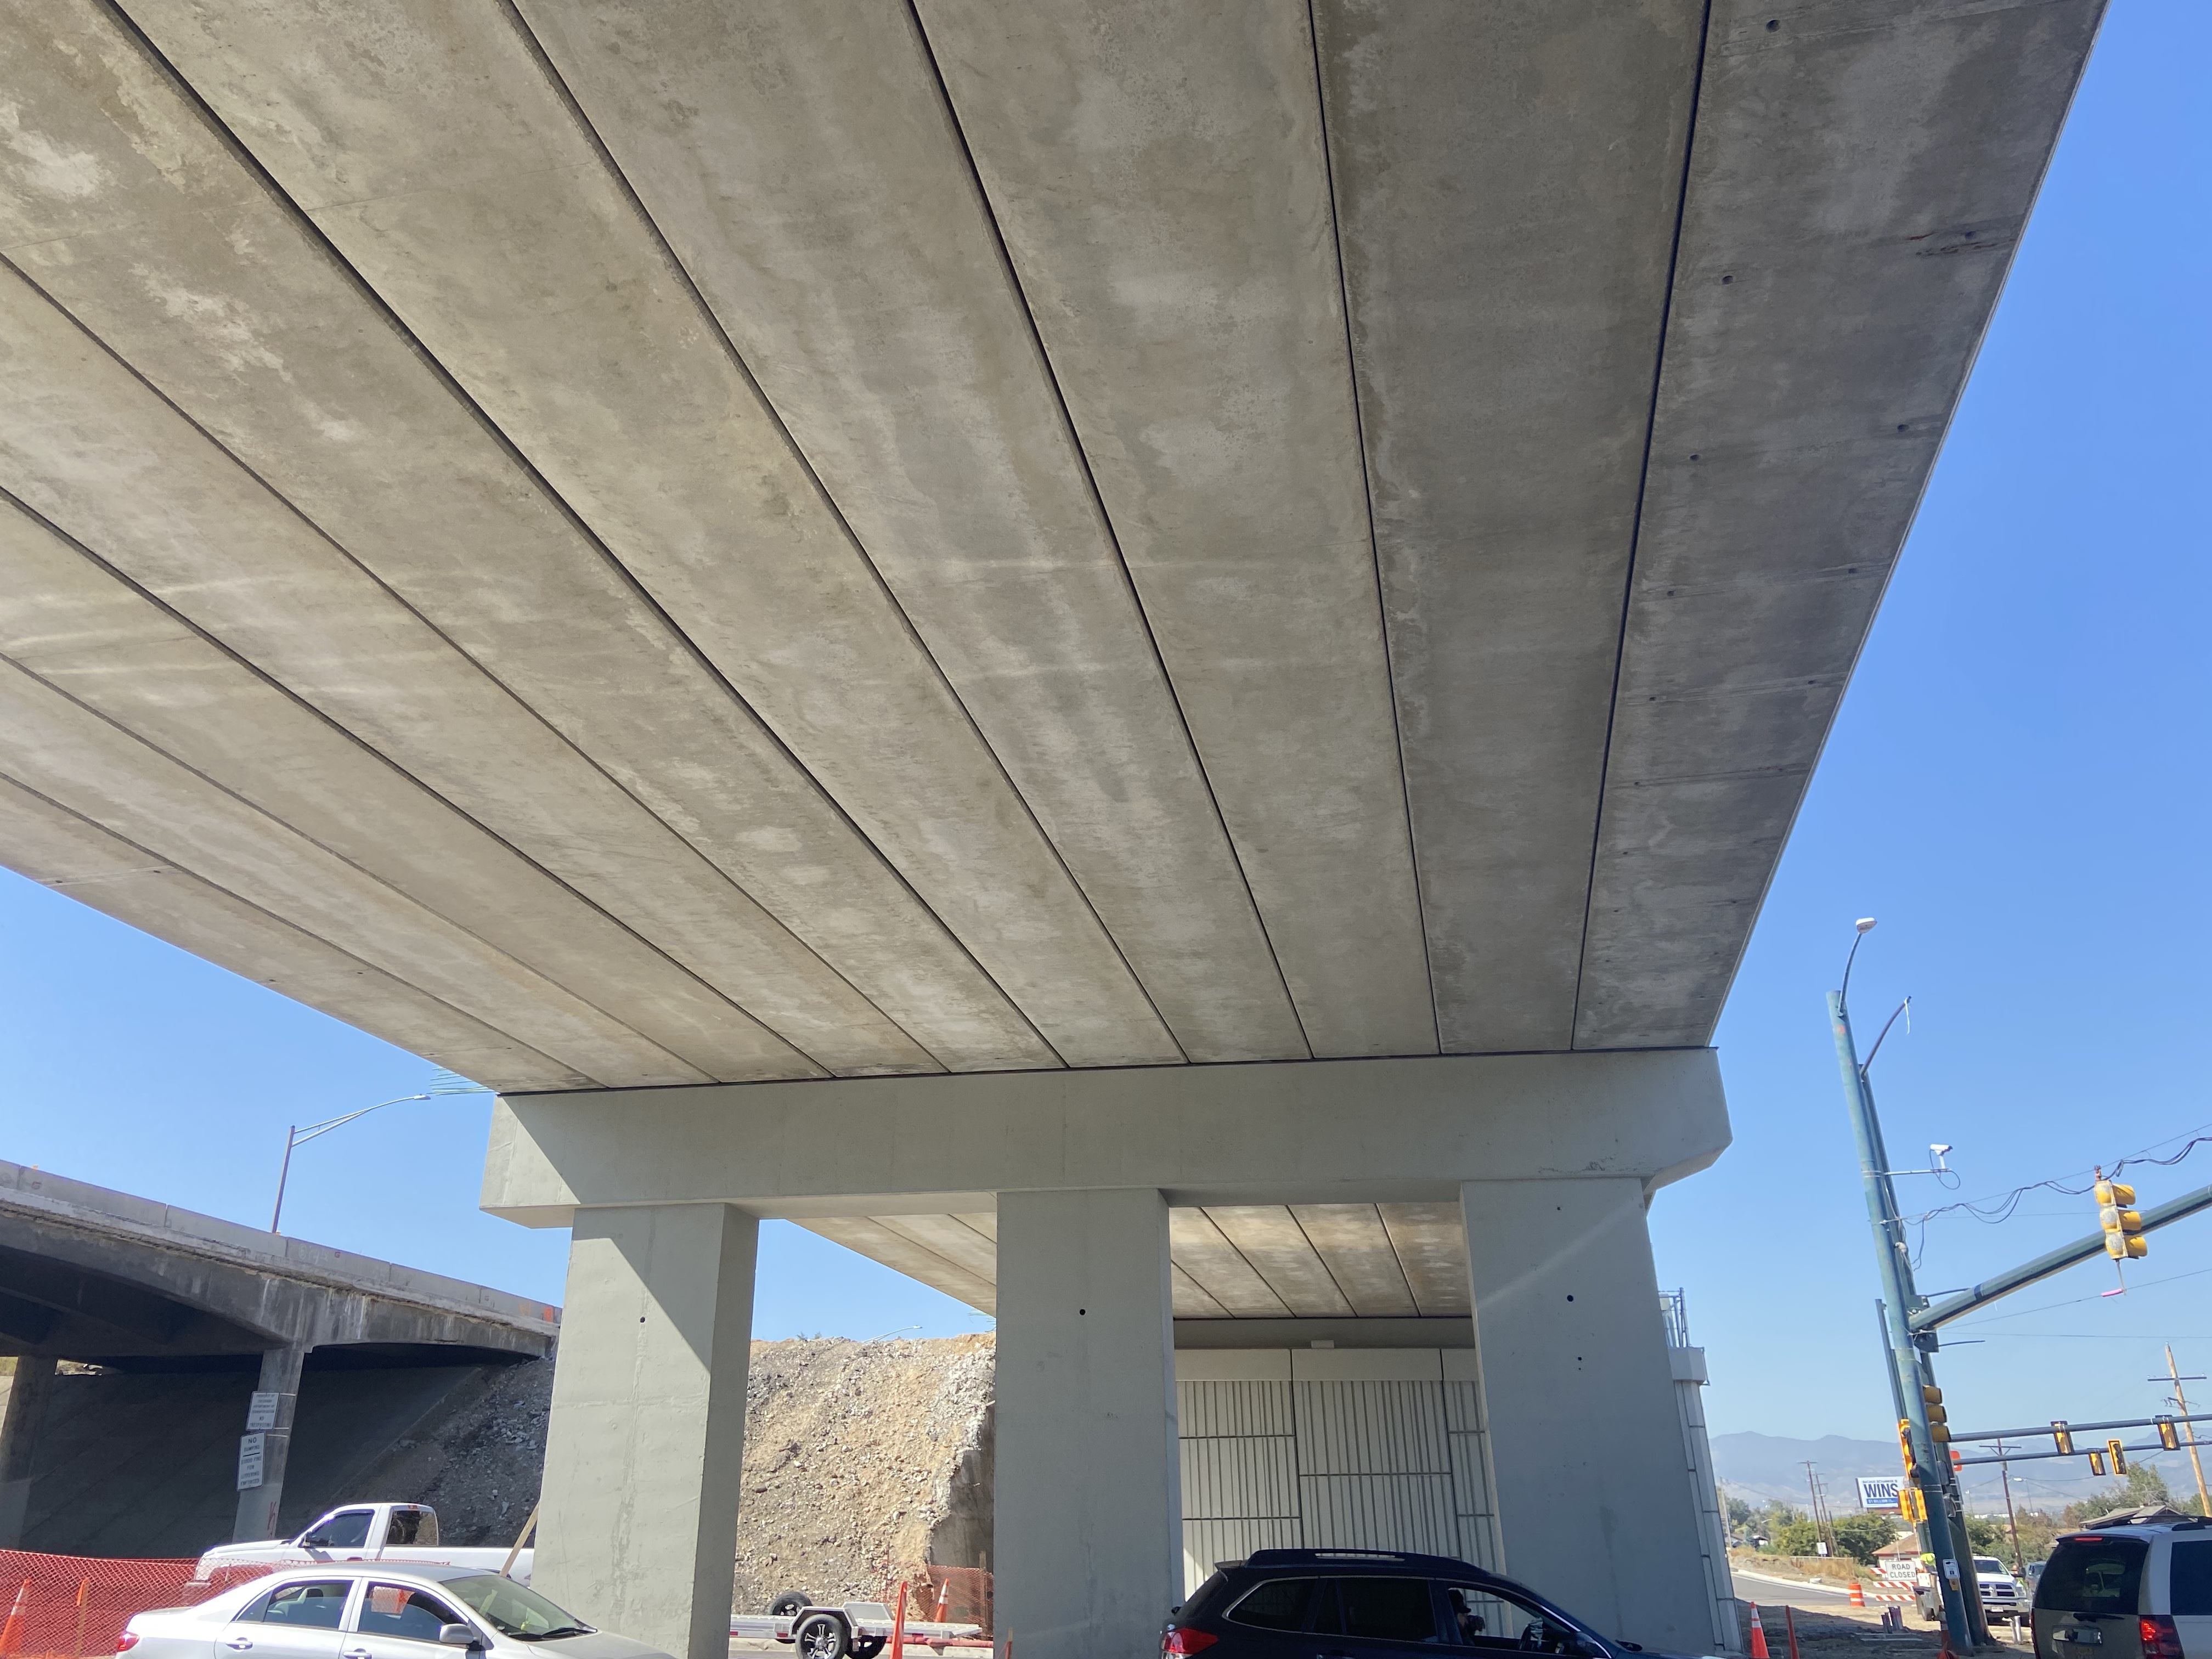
left=2, top=1, right=2202, bottom=1444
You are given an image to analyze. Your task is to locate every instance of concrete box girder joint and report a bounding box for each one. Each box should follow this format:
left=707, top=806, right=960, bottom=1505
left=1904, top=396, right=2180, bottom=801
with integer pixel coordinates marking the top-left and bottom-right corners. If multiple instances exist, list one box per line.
left=481, top=1051, right=1729, bottom=1224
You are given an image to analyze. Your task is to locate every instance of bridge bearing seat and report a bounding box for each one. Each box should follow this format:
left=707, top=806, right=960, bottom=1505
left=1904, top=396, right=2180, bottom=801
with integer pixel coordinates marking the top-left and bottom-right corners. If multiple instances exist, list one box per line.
left=492, top=1051, right=1727, bottom=1659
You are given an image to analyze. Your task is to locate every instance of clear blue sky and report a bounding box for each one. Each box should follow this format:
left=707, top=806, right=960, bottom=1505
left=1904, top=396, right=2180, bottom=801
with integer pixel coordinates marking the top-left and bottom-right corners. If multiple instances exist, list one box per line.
left=1, top=1, right=2202, bottom=1442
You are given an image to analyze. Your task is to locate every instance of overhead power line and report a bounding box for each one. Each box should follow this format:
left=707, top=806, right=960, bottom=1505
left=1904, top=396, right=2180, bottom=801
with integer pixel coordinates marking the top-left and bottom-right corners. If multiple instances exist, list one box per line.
left=1906, top=1124, right=2212, bottom=1228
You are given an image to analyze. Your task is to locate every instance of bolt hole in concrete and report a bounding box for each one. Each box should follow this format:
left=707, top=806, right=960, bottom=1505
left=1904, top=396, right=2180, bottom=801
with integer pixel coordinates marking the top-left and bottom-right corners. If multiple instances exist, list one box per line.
left=1767, top=18, right=1781, bottom=30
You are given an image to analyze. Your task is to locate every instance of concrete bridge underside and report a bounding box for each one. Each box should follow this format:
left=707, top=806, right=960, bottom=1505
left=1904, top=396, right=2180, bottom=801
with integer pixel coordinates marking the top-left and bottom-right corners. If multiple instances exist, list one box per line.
left=0, top=1, right=2099, bottom=1655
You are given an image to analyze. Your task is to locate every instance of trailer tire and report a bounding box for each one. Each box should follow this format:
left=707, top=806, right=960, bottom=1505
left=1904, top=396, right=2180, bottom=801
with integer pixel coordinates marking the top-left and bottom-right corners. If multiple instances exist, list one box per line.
left=851, top=1639, right=885, bottom=1658
left=769, top=1593, right=814, bottom=1619
left=793, top=1613, right=850, bottom=1659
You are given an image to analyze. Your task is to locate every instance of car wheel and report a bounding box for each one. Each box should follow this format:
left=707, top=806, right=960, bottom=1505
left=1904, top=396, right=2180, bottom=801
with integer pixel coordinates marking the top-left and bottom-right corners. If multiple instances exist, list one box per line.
left=793, top=1612, right=850, bottom=1659
left=770, top=1593, right=814, bottom=1619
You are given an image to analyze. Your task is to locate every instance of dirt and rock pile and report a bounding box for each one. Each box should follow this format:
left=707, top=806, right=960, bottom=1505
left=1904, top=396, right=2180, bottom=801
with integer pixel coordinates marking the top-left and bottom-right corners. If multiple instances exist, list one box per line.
left=732, top=1335, right=995, bottom=1615
left=315, top=1333, right=998, bottom=1616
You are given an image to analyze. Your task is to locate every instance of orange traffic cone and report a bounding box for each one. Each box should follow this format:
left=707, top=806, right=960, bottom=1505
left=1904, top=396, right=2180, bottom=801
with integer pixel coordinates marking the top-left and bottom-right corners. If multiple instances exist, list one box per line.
left=1849, top=1583, right=1866, bottom=1607
left=1746, top=1605, right=1770, bottom=1659
left=0, top=1581, right=30, bottom=1658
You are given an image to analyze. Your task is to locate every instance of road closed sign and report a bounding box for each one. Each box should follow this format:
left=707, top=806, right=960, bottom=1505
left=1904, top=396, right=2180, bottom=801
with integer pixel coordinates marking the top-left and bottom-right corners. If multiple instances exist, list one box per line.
left=1858, top=1475, right=1903, bottom=1511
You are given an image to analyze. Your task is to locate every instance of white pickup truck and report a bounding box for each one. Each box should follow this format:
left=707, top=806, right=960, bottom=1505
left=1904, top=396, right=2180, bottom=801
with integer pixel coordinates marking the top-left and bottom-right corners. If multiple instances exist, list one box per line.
left=195, top=1503, right=534, bottom=1586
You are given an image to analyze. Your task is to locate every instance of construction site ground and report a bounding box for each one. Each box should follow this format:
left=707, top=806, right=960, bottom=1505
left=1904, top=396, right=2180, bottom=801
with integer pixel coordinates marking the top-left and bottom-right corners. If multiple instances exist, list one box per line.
left=1737, top=1598, right=2030, bottom=1656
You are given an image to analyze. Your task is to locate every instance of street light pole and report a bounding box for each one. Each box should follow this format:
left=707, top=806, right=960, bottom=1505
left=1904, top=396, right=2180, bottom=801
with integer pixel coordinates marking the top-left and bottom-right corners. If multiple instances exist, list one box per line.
left=1831, top=924, right=1983, bottom=1650
left=268, top=1071, right=487, bottom=1235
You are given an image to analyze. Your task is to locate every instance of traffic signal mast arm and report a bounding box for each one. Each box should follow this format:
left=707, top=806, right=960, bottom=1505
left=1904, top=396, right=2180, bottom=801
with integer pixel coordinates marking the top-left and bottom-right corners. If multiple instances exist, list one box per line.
left=1909, top=1180, right=2212, bottom=1333
left=1944, top=1413, right=2199, bottom=1469
left=1944, top=1411, right=2212, bottom=1444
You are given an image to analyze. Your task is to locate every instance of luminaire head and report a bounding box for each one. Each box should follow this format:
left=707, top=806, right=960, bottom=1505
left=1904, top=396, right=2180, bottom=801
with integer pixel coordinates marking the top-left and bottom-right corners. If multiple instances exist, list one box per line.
left=1856, top=918, right=1878, bottom=934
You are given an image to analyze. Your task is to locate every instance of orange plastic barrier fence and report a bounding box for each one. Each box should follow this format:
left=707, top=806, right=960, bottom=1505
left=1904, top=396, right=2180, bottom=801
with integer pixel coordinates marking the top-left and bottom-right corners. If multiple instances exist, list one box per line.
left=905, top=1567, right=991, bottom=1636
left=0, top=1551, right=275, bottom=1659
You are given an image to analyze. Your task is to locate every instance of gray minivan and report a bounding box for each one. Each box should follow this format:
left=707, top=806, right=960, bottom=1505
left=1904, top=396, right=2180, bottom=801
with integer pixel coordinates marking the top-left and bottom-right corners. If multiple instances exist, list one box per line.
left=2034, top=1520, right=2212, bottom=1659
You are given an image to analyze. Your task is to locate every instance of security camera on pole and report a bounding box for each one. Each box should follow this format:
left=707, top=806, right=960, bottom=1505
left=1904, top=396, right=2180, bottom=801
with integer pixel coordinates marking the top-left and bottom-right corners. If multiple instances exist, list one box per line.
left=1828, top=919, right=1985, bottom=1651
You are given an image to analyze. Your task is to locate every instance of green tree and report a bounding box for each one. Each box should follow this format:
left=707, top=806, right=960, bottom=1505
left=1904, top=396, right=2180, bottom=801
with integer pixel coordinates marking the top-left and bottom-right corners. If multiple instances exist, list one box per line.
left=1831, top=1513, right=1903, bottom=1565
left=2064, top=1464, right=2173, bottom=1526
left=2008, top=1510, right=2064, bottom=1566
left=1753, top=1504, right=1805, bottom=1549
left=1966, top=1515, right=2006, bottom=1554
left=1773, top=1519, right=1823, bottom=1556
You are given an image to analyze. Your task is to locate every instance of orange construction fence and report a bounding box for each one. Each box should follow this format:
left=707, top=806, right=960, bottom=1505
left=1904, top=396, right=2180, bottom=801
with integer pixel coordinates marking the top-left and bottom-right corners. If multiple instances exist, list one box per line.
left=885, top=1567, right=992, bottom=1638
left=0, top=1551, right=276, bottom=1659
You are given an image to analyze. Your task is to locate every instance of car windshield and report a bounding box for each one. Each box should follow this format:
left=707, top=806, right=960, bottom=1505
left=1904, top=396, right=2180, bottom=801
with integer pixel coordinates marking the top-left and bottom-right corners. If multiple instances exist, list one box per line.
left=444, top=1575, right=594, bottom=1641
left=1976, top=1560, right=2006, bottom=1575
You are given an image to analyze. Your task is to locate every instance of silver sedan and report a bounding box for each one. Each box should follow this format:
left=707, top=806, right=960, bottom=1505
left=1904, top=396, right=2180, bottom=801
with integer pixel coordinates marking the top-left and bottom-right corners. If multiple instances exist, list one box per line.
left=117, top=1565, right=670, bottom=1659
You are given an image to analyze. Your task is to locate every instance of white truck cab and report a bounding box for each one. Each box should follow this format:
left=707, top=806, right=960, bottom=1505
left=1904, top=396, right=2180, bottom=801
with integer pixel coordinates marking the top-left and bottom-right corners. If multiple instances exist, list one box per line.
left=196, top=1503, right=534, bottom=1586
left=1979, top=1556, right=2026, bottom=1616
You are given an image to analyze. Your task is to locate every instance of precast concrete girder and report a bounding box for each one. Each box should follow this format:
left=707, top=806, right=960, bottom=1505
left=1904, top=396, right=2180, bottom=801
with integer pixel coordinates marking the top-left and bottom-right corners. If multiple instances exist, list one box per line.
left=0, top=0, right=2102, bottom=1089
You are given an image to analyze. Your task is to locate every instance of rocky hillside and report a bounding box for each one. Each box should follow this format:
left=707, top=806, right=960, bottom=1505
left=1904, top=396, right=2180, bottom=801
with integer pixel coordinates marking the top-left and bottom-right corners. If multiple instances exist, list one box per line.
left=334, top=1333, right=996, bottom=1612
left=733, top=1335, right=995, bottom=1613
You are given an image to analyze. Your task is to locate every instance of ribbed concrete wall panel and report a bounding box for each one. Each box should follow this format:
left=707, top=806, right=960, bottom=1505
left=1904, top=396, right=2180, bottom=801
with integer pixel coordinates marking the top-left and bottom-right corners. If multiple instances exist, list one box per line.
left=1183, top=1520, right=1301, bottom=1590
left=1178, top=1380, right=1294, bottom=1441
left=1297, top=1473, right=1457, bottom=1556
left=1293, top=1380, right=1449, bottom=1476
left=1178, top=1436, right=1299, bottom=1524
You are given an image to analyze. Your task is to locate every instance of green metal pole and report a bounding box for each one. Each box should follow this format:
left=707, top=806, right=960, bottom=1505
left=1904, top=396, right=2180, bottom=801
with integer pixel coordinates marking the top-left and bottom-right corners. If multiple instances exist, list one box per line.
left=1831, top=990, right=1978, bottom=1649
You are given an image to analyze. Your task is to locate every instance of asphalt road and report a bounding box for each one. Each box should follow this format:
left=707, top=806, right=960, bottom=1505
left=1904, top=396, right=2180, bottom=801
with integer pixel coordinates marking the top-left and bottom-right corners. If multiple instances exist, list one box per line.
left=1730, top=1568, right=1863, bottom=1609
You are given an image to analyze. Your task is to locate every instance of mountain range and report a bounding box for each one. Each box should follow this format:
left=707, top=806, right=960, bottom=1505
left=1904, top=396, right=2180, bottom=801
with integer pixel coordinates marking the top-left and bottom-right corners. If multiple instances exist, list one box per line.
left=1711, top=1430, right=2195, bottom=1514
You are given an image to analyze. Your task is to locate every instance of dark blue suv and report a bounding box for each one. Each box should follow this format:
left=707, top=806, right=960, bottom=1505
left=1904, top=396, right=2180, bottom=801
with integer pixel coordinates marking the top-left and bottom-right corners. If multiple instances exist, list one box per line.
left=1163, top=1549, right=1679, bottom=1659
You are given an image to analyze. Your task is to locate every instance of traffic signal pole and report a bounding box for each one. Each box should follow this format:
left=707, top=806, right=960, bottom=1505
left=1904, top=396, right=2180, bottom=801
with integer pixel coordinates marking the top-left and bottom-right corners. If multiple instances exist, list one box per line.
left=1830, top=988, right=1985, bottom=1650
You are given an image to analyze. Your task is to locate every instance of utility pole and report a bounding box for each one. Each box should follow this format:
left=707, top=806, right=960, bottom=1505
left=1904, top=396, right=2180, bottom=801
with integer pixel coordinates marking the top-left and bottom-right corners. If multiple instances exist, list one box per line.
left=1831, top=921, right=1984, bottom=1650
left=2156, top=1348, right=2212, bottom=1515
left=1994, top=1441, right=2026, bottom=1578
left=1804, top=1462, right=1836, bottom=1555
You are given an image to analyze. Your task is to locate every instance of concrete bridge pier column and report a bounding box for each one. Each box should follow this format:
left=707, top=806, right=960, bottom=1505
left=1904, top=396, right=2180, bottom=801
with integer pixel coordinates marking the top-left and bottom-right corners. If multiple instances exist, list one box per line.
left=1461, top=1178, right=1712, bottom=1654
left=994, top=1187, right=1180, bottom=1659
left=233, top=1342, right=309, bottom=1542
left=0, top=1355, right=56, bottom=1547
left=536, top=1204, right=756, bottom=1659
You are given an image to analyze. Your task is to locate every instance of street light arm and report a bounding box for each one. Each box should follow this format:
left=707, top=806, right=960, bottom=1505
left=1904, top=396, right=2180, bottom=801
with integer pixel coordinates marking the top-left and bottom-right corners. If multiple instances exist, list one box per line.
left=289, top=1094, right=425, bottom=1147
left=269, top=1073, right=489, bottom=1233
left=1859, top=997, right=1911, bottom=1078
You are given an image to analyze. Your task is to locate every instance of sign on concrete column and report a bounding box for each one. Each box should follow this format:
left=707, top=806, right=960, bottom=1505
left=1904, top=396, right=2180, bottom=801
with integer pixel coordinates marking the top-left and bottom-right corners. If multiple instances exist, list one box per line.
left=1857, top=1475, right=1902, bottom=1512
left=238, top=1431, right=267, bottom=1491
left=245, top=1392, right=282, bottom=1431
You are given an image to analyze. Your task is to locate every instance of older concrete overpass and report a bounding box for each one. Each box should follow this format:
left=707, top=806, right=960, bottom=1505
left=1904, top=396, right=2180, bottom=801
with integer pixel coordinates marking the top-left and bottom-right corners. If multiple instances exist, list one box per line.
left=0, top=1158, right=556, bottom=1546
left=0, top=0, right=2099, bottom=1653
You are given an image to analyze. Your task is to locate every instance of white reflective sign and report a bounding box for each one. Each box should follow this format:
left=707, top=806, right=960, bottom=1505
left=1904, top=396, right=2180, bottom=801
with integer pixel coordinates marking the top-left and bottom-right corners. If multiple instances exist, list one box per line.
left=1858, top=1475, right=1903, bottom=1511
left=245, top=1391, right=281, bottom=1431
left=237, top=1431, right=266, bottom=1491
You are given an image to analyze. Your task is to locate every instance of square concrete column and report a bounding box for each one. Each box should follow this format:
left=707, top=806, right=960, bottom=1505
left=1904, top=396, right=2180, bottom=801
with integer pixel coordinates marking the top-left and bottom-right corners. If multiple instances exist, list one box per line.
left=995, top=1188, right=1179, bottom=1659
left=233, top=1342, right=309, bottom=1541
left=0, top=1355, right=56, bottom=1547
left=1462, top=1179, right=1711, bottom=1653
left=536, top=1204, right=757, bottom=1659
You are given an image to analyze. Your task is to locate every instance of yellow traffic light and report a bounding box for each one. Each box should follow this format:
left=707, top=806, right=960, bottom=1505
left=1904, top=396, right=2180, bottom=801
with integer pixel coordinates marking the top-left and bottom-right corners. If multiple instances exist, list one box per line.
left=2158, top=1418, right=2182, bottom=1452
left=2111, top=1439, right=2130, bottom=1475
left=1925, top=1386, right=1949, bottom=1437
left=2089, top=1450, right=2109, bottom=1476
left=2098, top=1173, right=2148, bottom=1260
left=2053, top=1421, right=2075, bottom=1454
